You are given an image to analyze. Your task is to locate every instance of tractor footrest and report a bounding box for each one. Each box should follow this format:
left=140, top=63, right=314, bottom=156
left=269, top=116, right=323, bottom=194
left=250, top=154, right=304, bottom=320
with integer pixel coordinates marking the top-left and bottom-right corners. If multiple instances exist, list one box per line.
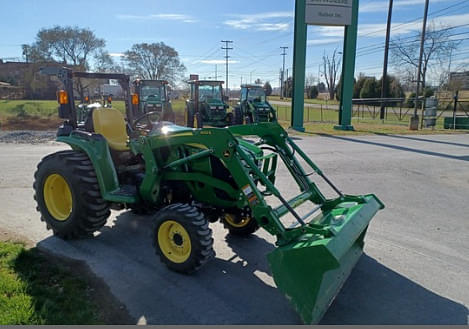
left=106, top=185, right=138, bottom=203
left=111, top=185, right=137, bottom=197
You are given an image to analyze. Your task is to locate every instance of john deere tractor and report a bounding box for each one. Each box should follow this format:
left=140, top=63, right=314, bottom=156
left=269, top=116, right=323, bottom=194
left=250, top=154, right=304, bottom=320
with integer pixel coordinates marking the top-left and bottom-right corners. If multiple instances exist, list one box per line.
left=234, top=84, right=276, bottom=124
left=185, top=78, right=231, bottom=128
left=132, top=79, right=175, bottom=123
left=34, top=67, right=383, bottom=324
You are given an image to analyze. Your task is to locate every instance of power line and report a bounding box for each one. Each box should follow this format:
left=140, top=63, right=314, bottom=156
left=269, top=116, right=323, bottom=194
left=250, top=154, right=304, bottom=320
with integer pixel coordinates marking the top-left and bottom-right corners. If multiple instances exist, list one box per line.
left=380, top=0, right=394, bottom=119
left=280, top=46, right=288, bottom=98
left=221, top=40, right=233, bottom=91
left=413, top=0, right=430, bottom=125
left=360, top=0, right=469, bottom=38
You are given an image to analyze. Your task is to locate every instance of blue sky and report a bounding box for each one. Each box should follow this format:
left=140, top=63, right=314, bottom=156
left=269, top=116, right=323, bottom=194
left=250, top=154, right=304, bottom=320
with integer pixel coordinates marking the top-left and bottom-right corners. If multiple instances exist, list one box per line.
left=1, top=0, right=468, bottom=88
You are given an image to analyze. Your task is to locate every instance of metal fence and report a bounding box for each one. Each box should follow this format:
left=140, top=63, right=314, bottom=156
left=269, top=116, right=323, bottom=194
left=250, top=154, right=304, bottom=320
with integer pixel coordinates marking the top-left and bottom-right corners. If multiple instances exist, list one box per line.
left=271, top=96, right=469, bottom=128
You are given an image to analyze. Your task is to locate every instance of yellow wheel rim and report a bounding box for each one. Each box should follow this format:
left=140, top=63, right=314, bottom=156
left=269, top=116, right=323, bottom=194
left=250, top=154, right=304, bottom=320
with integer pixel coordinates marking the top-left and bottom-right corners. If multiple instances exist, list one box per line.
left=158, top=220, right=192, bottom=263
left=43, top=173, right=72, bottom=221
left=224, top=214, right=251, bottom=228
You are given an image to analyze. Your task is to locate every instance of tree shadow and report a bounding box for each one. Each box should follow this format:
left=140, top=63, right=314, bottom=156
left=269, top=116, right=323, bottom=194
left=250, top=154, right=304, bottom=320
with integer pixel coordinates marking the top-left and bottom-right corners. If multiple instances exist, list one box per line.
left=318, top=134, right=469, bottom=162
left=37, top=211, right=468, bottom=324
left=372, top=132, right=469, bottom=148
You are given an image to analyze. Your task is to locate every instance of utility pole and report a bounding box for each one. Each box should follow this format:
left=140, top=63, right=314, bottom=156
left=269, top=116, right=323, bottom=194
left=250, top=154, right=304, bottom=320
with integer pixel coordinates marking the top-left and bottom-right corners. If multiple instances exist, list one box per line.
left=221, top=40, right=233, bottom=94
left=215, top=65, right=218, bottom=80
left=380, top=0, right=393, bottom=120
left=280, top=46, right=288, bottom=99
left=410, top=0, right=429, bottom=130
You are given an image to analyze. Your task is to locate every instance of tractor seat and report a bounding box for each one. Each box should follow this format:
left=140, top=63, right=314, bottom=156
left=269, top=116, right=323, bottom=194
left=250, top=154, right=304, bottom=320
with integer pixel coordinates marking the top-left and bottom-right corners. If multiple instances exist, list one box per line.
left=92, top=108, right=130, bottom=151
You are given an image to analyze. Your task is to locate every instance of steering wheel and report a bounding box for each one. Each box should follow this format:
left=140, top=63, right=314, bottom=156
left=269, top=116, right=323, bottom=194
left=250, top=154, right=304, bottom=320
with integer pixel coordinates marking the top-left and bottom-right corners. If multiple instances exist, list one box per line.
left=133, top=111, right=162, bottom=131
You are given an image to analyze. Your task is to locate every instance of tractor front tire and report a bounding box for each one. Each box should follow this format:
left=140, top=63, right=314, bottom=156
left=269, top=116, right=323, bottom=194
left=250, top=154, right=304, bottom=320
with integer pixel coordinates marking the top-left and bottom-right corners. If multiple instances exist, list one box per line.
left=234, top=107, right=243, bottom=125
left=153, top=203, right=214, bottom=273
left=222, top=214, right=259, bottom=236
left=33, top=150, right=110, bottom=239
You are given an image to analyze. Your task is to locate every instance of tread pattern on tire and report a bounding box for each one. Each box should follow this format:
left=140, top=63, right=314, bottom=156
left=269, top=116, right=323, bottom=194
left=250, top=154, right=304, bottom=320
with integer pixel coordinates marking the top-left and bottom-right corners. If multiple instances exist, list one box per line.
left=234, top=107, right=243, bottom=125
left=152, top=203, right=214, bottom=274
left=33, top=150, right=110, bottom=239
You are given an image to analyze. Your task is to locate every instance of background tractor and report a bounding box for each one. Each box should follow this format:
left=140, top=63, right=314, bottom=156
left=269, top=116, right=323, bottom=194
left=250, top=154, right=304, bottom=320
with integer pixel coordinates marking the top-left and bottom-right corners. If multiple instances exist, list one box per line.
left=185, top=78, right=231, bottom=128
left=34, top=67, right=383, bottom=324
left=233, top=84, right=276, bottom=124
left=132, top=79, right=176, bottom=123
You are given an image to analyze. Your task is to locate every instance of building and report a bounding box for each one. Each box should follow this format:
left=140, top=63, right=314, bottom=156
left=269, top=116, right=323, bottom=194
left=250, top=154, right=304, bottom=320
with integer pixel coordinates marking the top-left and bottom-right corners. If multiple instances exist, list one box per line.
left=0, top=61, right=77, bottom=99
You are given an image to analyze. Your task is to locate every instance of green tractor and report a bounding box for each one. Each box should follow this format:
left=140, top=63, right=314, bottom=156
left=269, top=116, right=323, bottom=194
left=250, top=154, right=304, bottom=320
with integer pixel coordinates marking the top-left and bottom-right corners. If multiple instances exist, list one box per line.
left=185, top=78, right=232, bottom=128
left=132, top=79, right=176, bottom=123
left=233, top=84, right=276, bottom=124
left=34, top=67, right=383, bottom=324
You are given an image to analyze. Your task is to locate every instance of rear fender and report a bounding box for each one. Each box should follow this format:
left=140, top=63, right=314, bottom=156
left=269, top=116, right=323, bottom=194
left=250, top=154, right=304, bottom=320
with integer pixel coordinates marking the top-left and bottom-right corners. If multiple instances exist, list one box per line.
left=57, top=132, right=120, bottom=200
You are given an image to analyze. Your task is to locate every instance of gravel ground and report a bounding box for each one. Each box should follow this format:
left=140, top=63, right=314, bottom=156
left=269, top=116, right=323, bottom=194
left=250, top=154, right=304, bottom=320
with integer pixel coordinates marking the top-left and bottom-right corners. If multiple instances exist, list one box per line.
left=0, top=130, right=56, bottom=144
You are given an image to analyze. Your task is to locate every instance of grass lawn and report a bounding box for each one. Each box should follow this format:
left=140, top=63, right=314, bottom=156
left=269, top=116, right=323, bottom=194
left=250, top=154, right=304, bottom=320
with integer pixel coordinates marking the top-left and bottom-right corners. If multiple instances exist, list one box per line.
left=0, top=241, right=105, bottom=324
left=1, top=99, right=467, bottom=135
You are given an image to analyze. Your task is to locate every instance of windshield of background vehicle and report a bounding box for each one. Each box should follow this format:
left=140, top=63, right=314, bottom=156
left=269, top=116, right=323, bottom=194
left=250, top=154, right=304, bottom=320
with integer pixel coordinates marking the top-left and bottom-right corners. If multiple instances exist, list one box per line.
left=248, top=88, right=266, bottom=102
left=141, top=85, right=165, bottom=101
left=199, top=85, right=222, bottom=101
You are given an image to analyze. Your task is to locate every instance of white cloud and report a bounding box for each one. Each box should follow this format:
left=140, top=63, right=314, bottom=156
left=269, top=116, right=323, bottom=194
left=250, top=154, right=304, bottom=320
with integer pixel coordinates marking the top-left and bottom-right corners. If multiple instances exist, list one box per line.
left=197, top=59, right=240, bottom=64
left=307, top=38, right=343, bottom=45
left=224, top=11, right=293, bottom=32
left=116, top=13, right=197, bottom=23
left=360, top=0, right=449, bottom=13
left=257, top=23, right=290, bottom=31
left=109, top=53, right=125, bottom=57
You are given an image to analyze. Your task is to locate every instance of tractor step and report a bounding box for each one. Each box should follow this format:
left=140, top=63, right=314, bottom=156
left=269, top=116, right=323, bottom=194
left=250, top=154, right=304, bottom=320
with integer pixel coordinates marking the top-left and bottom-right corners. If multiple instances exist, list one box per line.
left=106, top=185, right=138, bottom=203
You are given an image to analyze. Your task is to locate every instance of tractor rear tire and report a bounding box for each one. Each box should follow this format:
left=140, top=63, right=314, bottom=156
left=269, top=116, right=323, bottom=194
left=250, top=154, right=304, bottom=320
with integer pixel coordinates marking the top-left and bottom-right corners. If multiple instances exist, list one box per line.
left=225, top=112, right=233, bottom=126
left=33, top=150, right=110, bottom=239
left=153, top=203, right=214, bottom=274
left=186, top=107, right=194, bottom=127
left=222, top=214, right=259, bottom=236
left=234, top=107, right=243, bottom=125
left=195, top=112, right=203, bottom=128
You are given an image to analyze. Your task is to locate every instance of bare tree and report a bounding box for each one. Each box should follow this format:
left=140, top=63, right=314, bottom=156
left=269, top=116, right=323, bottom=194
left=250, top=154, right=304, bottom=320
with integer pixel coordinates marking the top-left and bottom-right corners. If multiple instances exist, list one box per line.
left=23, top=26, right=107, bottom=99
left=322, top=49, right=341, bottom=100
left=94, top=51, right=122, bottom=73
left=124, top=43, right=186, bottom=85
left=24, top=26, right=105, bottom=68
left=390, top=23, right=460, bottom=91
left=305, top=73, right=317, bottom=88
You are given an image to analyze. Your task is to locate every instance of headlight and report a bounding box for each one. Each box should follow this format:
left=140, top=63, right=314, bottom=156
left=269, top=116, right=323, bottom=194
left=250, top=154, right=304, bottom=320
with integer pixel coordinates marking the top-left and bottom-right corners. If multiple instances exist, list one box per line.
left=210, top=106, right=217, bottom=110
left=218, top=106, right=224, bottom=110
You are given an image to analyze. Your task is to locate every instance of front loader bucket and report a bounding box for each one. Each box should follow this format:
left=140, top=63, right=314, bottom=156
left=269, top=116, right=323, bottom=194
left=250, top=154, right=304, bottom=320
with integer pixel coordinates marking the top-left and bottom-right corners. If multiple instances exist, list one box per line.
left=267, top=194, right=383, bottom=324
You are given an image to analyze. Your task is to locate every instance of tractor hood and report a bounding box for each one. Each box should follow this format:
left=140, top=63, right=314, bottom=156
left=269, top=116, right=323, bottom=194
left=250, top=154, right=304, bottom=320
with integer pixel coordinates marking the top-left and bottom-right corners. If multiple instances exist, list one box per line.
left=204, top=99, right=226, bottom=107
left=144, top=96, right=164, bottom=105
left=250, top=100, right=271, bottom=109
